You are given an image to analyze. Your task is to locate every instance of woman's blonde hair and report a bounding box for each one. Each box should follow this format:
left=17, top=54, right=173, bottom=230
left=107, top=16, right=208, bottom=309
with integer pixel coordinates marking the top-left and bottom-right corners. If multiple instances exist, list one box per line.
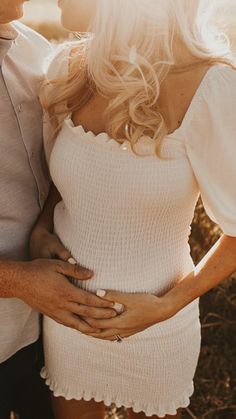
left=42, top=0, right=234, bottom=157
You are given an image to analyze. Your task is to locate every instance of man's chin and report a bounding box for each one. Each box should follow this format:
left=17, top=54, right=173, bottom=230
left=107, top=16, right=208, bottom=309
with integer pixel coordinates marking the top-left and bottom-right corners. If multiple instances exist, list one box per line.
left=11, top=5, right=25, bottom=22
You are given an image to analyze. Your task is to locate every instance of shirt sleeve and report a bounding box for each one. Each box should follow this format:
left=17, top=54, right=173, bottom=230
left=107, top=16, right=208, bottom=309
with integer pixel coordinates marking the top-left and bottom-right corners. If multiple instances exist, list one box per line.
left=183, top=65, right=236, bottom=237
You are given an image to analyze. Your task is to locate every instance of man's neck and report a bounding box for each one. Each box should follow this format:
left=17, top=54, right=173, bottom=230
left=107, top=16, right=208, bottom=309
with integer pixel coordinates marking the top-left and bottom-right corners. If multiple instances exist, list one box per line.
left=0, top=23, right=18, bottom=40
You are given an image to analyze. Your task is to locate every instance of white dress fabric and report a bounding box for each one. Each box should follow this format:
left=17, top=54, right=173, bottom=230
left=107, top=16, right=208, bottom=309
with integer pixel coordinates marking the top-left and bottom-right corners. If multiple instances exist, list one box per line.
left=41, top=48, right=236, bottom=417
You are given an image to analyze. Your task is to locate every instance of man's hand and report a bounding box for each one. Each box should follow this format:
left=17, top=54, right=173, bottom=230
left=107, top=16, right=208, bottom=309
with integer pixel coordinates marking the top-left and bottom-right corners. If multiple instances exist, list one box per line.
left=10, top=259, right=117, bottom=333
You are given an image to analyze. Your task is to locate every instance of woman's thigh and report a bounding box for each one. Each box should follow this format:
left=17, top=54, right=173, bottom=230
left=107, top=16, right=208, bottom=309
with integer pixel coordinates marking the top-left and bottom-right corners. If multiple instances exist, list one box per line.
left=51, top=394, right=105, bottom=419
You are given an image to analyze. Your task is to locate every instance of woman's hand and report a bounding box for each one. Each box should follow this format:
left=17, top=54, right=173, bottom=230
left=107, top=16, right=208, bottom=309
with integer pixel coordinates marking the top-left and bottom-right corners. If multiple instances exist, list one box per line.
left=30, top=227, right=73, bottom=262
left=83, top=289, right=176, bottom=341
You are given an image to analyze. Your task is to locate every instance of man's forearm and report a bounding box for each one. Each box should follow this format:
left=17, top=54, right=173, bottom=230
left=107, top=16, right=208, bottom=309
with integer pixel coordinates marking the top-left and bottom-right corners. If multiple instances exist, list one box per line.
left=0, top=260, right=28, bottom=298
left=164, top=234, right=236, bottom=314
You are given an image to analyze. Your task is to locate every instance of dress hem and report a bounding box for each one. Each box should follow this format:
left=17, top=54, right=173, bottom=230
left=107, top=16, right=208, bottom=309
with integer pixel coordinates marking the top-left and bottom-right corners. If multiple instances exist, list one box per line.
left=41, top=366, right=194, bottom=417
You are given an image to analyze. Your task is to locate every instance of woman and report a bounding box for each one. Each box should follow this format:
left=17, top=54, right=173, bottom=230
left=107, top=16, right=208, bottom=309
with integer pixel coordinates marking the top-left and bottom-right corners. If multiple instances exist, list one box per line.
left=32, top=0, right=236, bottom=418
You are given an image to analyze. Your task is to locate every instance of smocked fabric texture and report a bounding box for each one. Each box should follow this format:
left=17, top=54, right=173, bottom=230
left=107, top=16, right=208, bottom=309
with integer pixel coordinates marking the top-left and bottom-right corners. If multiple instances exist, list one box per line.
left=42, top=47, right=236, bottom=416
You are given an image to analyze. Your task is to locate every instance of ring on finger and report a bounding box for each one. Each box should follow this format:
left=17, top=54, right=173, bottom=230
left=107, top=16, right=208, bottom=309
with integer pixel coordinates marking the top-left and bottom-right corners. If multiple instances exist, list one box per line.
left=115, top=334, right=123, bottom=343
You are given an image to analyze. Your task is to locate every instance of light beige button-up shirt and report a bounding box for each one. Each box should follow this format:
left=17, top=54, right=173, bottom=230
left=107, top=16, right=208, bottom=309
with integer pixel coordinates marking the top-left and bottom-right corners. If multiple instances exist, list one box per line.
left=0, top=21, right=51, bottom=362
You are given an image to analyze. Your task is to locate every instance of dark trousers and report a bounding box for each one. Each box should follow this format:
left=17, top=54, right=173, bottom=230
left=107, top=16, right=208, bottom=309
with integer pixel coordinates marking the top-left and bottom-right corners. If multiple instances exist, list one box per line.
left=0, top=340, right=53, bottom=419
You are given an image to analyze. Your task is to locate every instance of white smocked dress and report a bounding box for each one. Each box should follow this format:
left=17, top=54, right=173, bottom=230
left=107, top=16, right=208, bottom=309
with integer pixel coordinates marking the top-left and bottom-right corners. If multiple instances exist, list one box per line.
left=41, top=48, right=236, bottom=417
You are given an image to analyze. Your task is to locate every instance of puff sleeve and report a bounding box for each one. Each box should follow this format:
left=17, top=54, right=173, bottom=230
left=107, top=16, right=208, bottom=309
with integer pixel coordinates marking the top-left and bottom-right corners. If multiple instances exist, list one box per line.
left=183, top=66, right=236, bottom=237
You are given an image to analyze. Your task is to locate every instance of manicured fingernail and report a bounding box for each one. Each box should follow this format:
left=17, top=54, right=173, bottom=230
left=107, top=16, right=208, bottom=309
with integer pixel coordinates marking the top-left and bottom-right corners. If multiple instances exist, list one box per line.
left=113, top=302, right=124, bottom=314
left=68, top=257, right=76, bottom=265
left=96, top=289, right=106, bottom=297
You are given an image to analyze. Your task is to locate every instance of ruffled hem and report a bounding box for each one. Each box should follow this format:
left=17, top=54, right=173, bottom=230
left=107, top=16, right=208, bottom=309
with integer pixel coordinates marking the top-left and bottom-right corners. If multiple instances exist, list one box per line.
left=41, top=366, right=194, bottom=417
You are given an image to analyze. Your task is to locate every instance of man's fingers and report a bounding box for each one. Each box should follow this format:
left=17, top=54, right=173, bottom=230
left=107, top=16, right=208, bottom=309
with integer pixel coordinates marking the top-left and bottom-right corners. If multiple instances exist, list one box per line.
left=82, top=313, right=127, bottom=329
left=56, top=260, right=94, bottom=280
left=96, top=289, right=126, bottom=308
left=72, top=288, right=116, bottom=309
left=69, top=303, right=117, bottom=319
left=63, top=314, right=101, bottom=334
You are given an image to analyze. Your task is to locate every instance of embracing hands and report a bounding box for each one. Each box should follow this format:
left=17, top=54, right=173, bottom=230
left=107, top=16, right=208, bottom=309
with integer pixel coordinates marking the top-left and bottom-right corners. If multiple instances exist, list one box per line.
left=83, top=289, right=176, bottom=341
left=27, top=227, right=117, bottom=333
left=29, top=227, right=176, bottom=341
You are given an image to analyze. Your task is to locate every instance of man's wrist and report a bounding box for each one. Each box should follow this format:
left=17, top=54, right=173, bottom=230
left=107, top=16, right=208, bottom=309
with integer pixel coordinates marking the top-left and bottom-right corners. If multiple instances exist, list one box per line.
left=0, top=260, right=31, bottom=299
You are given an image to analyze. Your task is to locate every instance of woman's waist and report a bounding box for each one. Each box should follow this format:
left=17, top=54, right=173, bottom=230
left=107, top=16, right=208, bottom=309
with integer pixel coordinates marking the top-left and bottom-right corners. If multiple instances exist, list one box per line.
left=68, top=257, right=195, bottom=300
left=54, top=203, right=192, bottom=261
left=55, top=225, right=193, bottom=287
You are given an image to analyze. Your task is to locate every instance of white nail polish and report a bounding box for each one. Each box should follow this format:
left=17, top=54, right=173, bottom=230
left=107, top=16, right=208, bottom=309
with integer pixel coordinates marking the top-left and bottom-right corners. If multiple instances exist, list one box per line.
left=113, top=302, right=124, bottom=314
left=68, top=257, right=77, bottom=265
left=96, top=289, right=106, bottom=297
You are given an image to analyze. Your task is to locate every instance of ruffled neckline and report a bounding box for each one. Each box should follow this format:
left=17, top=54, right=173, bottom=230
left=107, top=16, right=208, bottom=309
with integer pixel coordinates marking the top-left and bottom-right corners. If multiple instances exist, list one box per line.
left=64, top=116, right=161, bottom=157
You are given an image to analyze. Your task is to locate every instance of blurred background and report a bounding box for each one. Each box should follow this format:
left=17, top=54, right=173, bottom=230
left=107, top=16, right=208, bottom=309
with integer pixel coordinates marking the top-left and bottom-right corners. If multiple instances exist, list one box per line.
left=21, top=1, right=236, bottom=419
left=21, top=0, right=236, bottom=46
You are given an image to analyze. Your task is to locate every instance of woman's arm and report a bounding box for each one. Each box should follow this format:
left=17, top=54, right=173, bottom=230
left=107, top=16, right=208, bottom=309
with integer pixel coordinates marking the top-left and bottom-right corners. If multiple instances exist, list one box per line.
left=83, top=234, right=236, bottom=340
left=164, top=234, right=236, bottom=313
left=30, top=184, right=73, bottom=261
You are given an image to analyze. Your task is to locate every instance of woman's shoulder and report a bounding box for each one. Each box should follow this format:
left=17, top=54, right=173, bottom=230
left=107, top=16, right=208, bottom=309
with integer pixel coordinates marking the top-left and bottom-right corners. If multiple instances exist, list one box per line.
left=181, top=64, right=236, bottom=133
left=204, top=64, right=236, bottom=95
left=197, top=64, right=236, bottom=107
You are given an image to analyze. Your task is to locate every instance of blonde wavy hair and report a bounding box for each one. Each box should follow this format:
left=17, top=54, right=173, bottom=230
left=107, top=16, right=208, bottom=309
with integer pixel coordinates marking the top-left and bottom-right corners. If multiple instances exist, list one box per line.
left=42, top=0, right=234, bottom=157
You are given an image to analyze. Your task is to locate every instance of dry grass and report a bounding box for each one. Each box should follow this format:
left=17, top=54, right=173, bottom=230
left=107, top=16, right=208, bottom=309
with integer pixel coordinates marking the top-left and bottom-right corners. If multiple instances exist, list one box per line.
left=24, top=22, right=236, bottom=419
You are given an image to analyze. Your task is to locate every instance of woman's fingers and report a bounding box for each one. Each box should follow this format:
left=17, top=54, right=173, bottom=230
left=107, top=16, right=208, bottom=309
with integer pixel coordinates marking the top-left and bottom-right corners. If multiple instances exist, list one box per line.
left=88, top=328, right=120, bottom=340
left=87, top=328, right=142, bottom=340
left=48, top=236, right=72, bottom=261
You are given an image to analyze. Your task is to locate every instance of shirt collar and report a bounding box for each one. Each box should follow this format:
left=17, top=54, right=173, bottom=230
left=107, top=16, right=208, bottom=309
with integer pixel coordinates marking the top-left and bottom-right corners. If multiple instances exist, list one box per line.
left=0, top=24, right=18, bottom=66
left=0, top=23, right=18, bottom=40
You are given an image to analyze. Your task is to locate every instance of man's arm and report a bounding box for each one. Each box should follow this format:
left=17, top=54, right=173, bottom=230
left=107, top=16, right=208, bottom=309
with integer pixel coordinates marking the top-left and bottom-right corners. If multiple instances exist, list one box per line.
left=30, top=184, right=72, bottom=261
left=0, top=258, right=116, bottom=332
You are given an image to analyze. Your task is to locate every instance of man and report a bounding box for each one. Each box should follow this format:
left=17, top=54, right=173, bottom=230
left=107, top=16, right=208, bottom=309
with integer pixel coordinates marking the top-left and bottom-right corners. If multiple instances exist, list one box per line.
left=0, top=1, right=115, bottom=418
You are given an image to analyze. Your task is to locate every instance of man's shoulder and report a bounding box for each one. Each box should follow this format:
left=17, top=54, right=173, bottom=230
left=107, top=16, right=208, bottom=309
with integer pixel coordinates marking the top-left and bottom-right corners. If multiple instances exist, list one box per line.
left=12, top=21, right=52, bottom=54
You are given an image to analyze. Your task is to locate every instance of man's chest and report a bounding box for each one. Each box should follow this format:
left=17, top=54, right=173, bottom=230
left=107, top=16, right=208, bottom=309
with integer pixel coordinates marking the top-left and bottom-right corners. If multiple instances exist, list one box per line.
left=0, top=62, right=49, bottom=209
